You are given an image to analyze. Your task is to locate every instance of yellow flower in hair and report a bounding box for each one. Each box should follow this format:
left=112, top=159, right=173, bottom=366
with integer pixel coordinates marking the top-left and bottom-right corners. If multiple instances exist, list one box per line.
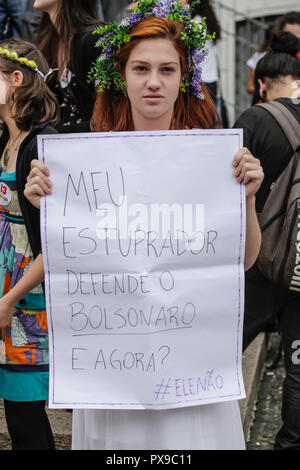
left=0, top=46, right=56, bottom=81
left=19, top=57, right=37, bottom=68
left=0, top=47, right=37, bottom=71
left=27, top=60, right=37, bottom=68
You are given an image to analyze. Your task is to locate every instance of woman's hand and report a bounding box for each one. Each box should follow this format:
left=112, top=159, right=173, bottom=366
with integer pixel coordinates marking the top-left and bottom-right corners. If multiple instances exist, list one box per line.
left=24, top=160, right=52, bottom=209
left=233, top=147, right=264, bottom=199
left=0, top=297, right=14, bottom=328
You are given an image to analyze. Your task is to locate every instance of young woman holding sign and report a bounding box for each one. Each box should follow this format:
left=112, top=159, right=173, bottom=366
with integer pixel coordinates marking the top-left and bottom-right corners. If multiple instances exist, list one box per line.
left=24, top=0, right=263, bottom=450
left=0, top=39, right=59, bottom=449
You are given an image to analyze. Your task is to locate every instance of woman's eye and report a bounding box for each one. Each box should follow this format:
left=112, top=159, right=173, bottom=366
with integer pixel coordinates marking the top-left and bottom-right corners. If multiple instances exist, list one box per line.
left=161, top=67, right=175, bottom=73
left=134, top=66, right=147, bottom=72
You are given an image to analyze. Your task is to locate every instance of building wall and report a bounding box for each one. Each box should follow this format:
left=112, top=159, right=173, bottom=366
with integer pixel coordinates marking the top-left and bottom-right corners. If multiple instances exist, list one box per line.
left=213, top=0, right=300, bottom=125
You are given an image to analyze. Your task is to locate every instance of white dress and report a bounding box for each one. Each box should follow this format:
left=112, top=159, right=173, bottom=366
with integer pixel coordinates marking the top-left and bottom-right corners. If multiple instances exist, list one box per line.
left=72, top=400, right=245, bottom=450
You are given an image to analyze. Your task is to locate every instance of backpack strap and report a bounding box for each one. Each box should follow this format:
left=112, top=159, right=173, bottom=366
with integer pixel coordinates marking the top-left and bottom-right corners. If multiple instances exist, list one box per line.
left=257, top=101, right=300, bottom=152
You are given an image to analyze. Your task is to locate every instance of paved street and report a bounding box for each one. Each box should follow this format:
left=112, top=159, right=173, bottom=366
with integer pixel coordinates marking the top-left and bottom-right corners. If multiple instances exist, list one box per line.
left=246, top=333, right=284, bottom=450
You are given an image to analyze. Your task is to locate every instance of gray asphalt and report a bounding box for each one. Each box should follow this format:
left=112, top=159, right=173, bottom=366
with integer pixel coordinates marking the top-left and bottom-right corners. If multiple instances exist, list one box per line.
left=246, top=333, right=284, bottom=450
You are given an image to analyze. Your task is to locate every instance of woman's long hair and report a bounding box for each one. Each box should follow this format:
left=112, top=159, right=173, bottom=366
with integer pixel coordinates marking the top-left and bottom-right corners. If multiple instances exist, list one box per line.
left=91, top=16, right=218, bottom=132
left=36, top=0, right=100, bottom=73
left=0, top=39, right=60, bottom=131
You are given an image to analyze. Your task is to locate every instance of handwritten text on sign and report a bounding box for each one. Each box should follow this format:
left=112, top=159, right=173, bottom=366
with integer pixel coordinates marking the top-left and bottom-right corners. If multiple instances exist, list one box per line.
left=39, top=129, right=245, bottom=409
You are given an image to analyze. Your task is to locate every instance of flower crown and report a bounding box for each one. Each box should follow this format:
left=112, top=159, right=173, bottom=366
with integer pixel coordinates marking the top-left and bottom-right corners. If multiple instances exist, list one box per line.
left=88, top=0, right=214, bottom=100
left=0, top=47, right=57, bottom=82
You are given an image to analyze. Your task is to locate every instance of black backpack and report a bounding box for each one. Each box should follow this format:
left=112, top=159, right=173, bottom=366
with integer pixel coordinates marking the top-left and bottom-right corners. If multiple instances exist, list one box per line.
left=255, top=101, right=300, bottom=292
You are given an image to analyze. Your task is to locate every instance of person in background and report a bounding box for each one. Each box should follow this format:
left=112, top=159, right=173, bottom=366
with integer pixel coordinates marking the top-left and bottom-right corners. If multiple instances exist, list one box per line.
left=101, top=0, right=130, bottom=23
left=180, top=0, right=221, bottom=102
left=0, top=38, right=59, bottom=450
left=0, top=0, right=27, bottom=40
left=234, top=32, right=300, bottom=449
left=115, top=2, right=138, bottom=22
left=33, top=0, right=102, bottom=132
left=97, top=0, right=104, bottom=21
left=21, top=0, right=42, bottom=42
left=246, top=25, right=273, bottom=105
left=273, top=11, right=300, bottom=42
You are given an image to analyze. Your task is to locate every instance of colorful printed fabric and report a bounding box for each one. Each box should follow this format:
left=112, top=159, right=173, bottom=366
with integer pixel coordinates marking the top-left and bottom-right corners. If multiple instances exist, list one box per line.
left=0, top=170, right=49, bottom=369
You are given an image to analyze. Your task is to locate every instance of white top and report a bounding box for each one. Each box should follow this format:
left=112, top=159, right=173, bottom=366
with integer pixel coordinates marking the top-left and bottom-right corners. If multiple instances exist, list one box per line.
left=246, top=51, right=267, bottom=70
left=193, top=15, right=218, bottom=83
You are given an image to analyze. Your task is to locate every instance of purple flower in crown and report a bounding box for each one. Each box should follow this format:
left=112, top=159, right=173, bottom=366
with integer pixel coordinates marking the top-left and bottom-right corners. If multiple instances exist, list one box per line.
left=189, top=47, right=206, bottom=99
left=190, top=77, right=204, bottom=99
left=181, top=4, right=192, bottom=20
left=152, top=0, right=173, bottom=18
left=130, top=11, right=145, bottom=26
left=191, top=47, right=206, bottom=67
left=119, top=11, right=145, bottom=28
left=105, top=45, right=113, bottom=57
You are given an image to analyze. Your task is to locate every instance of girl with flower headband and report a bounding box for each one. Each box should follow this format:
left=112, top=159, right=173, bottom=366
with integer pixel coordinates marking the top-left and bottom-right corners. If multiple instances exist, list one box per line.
left=25, top=0, right=263, bottom=450
left=0, top=39, right=59, bottom=450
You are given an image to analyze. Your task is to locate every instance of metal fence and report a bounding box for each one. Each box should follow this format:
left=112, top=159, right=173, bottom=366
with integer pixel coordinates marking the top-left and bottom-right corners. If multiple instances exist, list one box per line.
left=213, top=1, right=281, bottom=119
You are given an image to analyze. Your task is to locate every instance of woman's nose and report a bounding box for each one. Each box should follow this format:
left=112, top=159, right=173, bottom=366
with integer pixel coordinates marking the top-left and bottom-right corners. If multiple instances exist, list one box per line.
left=146, top=71, right=161, bottom=89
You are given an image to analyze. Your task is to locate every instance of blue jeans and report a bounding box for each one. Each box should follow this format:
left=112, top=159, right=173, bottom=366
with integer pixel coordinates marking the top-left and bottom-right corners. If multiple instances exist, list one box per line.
left=0, top=0, right=27, bottom=39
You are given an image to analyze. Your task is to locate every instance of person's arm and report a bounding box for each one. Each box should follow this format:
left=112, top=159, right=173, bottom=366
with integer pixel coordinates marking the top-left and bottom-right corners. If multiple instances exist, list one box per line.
left=246, top=68, right=255, bottom=94
left=232, top=147, right=263, bottom=271
left=244, top=196, right=261, bottom=270
left=0, top=253, right=44, bottom=327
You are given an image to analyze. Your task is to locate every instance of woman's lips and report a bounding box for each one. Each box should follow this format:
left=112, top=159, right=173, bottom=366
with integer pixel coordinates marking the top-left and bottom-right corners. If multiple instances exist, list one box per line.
left=143, top=95, right=164, bottom=102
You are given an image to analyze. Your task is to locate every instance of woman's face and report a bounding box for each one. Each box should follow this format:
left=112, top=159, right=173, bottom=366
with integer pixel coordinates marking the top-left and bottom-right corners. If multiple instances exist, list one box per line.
left=0, top=71, right=9, bottom=106
left=124, top=38, right=182, bottom=130
left=33, top=0, right=59, bottom=15
left=283, top=22, right=300, bottom=38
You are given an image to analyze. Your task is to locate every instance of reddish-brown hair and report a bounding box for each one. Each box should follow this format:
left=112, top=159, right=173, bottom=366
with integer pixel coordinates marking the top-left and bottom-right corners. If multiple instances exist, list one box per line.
left=91, top=16, right=218, bottom=132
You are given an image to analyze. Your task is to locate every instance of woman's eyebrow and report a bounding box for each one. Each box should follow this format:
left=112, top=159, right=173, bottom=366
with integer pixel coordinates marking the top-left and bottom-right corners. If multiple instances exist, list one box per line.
left=130, top=60, right=179, bottom=65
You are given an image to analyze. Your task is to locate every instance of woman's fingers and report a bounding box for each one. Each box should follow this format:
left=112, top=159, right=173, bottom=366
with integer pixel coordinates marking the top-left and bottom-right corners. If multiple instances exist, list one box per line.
left=24, top=160, right=52, bottom=209
left=233, top=147, right=264, bottom=197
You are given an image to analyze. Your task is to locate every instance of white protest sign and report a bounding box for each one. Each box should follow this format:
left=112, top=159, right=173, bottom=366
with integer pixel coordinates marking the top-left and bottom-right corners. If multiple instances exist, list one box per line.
left=39, top=129, right=245, bottom=410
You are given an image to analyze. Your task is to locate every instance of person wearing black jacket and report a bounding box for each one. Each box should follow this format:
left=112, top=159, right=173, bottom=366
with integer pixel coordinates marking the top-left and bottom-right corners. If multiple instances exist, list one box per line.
left=0, top=38, right=59, bottom=450
left=34, top=0, right=103, bottom=132
left=234, top=32, right=300, bottom=450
